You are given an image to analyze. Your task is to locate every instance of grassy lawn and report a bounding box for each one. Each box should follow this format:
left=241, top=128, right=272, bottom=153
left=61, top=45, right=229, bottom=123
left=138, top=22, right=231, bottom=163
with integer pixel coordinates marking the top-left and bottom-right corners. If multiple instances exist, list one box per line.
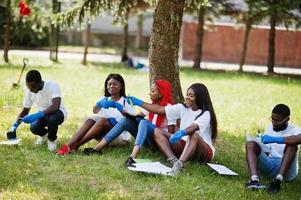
left=1, top=55, right=301, bottom=199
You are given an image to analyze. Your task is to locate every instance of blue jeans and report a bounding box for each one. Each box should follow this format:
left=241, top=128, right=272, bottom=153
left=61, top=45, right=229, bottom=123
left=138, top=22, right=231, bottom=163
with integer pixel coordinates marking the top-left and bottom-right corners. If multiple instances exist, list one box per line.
left=30, top=110, right=64, bottom=141
left=103, top=118, right=155, bottom=147
left=258, top=151, right=298, bottom=181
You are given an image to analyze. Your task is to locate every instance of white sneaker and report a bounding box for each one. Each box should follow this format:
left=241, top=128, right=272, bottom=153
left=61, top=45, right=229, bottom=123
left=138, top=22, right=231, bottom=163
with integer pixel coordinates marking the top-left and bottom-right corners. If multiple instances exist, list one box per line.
left=47, top=140, right=57, bottom=151
left=35, top=135, right=48, bottom=145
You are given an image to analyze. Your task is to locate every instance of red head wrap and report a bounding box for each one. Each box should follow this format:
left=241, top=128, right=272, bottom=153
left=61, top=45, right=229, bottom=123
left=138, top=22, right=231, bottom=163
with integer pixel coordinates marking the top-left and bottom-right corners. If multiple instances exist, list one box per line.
left=149, top=80, right=174, bottom=127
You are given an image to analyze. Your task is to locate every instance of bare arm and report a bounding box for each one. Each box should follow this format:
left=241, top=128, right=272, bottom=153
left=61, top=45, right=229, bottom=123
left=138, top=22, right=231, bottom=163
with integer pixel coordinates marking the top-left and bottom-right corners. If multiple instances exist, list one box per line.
left=16, top=107, right=30, bottom=121
left=284, top=134, right=301, bottom=146
left=141, top=102, right=166, bottom=115
left=43, top=97, right=61, bottom=115
left=93, top=105, right=100, bottom=114
left=184, top=123, right=199, bottom=135
left=168, top=125, right=176, bottom=134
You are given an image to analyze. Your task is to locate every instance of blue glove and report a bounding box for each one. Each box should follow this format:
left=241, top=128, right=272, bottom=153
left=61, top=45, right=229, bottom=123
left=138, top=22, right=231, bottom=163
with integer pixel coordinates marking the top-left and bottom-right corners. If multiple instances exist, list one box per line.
left=126, top=96, right=143, bottom=107
left=22, top=111, right=45, bottom=124
left=9, top=121, right=21, bottom=132
left=110, top=101, right=124, bottom=112
left=261, top=135, right=285, bottom=144
left=169, top=129, right=187, bottom=144
left=96, top=97, right=108, bottom=108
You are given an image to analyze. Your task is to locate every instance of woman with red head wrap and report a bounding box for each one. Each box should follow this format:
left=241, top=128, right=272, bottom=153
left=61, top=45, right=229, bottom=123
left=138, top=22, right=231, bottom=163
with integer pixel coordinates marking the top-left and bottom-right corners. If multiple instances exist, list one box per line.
left=85, top=80, right=175, bottom=165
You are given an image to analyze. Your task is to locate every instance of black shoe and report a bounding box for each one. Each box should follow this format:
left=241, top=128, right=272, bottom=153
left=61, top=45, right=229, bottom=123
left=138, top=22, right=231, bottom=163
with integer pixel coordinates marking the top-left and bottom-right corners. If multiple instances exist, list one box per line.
left=83, top=148, right=102, bottom=155
left=245, top=180, right=266, bottom=190
left=125, top=156, right=136, bottom=167
left=267, top=179, right=281, bottom=193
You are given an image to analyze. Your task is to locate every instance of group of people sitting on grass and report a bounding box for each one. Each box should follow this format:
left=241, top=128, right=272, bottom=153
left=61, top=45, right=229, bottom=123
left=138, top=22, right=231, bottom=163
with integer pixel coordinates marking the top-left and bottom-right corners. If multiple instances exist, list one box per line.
left=7, top=69, right=301, bottom=193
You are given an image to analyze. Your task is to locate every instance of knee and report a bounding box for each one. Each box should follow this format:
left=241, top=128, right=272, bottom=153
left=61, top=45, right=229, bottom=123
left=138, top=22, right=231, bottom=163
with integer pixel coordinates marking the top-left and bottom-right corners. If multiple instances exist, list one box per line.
left=30, top=123, right=39, bottom=134
left=46, top=115, right=59, bottom=126
left=138, top=119, right=149, bottom=129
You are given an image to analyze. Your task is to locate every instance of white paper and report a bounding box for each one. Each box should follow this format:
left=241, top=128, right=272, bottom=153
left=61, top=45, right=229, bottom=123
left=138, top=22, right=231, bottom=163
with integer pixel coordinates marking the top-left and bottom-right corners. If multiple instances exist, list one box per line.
left=128, top=161, right=172, bottom=176
left=0, top=138, right=21, bottom=145
left=207, top=163, right=238, bottom=176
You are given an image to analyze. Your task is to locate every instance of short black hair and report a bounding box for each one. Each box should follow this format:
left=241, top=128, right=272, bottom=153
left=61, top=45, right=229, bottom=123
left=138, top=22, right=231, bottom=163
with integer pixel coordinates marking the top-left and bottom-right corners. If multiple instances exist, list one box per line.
left=272, top=104, right=290, bottom=117
left=26, top=70, right=42, bottom=83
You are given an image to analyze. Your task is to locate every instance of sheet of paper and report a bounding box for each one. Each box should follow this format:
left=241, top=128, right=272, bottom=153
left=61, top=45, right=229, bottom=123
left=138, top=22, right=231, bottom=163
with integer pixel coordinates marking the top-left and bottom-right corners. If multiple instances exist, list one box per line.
left=0, top=138, right=21, bottom=145
left=133, top=158, right=152, bottom=163
left=207, top=163, right=238, bottom=176
left=128, top=161, right=172, bottom=176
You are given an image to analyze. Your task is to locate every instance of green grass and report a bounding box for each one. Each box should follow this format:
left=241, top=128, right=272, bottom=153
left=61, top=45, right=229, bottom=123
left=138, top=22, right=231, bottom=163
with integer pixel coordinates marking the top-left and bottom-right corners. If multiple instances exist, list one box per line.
left=1, top=55, right=301, bottom=199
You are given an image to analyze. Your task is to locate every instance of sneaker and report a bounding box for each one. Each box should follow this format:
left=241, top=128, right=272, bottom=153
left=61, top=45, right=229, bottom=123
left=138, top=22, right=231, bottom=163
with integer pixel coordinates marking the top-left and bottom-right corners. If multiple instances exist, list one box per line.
left=56, top=144, right=71, bottom=155
left=125, top=156, right=136, bottom=167
left=267, top=179, right=281, bottom=193
left=245, top=180, right=266, bottom=190
left=47, top=140, right=57, bottom=151
left=167, top=156, right=178, bottom=167
left=83, top=148, right=102, bottom=155
left=168, top=160, right=184, bottom=176
left=35, top=135, right=48, bottom=145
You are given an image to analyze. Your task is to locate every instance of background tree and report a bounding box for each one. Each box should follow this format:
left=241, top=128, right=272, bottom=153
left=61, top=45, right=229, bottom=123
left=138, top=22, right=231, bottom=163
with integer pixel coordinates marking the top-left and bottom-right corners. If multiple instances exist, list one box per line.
left=237, top=0, right=266, bottom=72
left=187, top=0, right=238, bottom=70
left=82, top=18, right=91, bottom=65
left=52, top=0, right=186, bottom=102
left=263, top=0, right=301, bottom=73
left=148, top=0, right=185, bottom=102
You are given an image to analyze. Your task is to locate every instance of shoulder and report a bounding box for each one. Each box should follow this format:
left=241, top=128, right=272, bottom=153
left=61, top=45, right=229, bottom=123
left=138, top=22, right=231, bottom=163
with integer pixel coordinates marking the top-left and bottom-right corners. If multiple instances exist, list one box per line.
left=287, top=124, right=301, bottom=134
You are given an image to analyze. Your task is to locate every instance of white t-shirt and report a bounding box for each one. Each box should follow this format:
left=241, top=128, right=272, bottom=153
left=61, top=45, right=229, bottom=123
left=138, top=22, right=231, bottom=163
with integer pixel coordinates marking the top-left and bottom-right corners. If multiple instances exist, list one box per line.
left=141, top=106, right=168, bottom=131
left=165, top=103, right=215, bottom=157
left=23, top=80, right=67, bottom=120
left=96, top=96, right=136, bottom=141
left=262, top=124, right=301, bottom=158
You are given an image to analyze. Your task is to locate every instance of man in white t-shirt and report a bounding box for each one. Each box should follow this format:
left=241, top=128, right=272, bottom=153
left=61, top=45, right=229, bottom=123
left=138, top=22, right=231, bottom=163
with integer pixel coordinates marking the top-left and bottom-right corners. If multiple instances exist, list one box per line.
left=8, top=70, right=67, bottom=151
left=245, top=104, right=301, bottom=193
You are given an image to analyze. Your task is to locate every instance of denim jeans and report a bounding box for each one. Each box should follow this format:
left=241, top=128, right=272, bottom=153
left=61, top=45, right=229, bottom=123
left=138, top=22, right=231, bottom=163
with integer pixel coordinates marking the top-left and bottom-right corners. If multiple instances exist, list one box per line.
left=104, top=118, right=155, bottom=147
left=30, top=110, right=64, bottom=141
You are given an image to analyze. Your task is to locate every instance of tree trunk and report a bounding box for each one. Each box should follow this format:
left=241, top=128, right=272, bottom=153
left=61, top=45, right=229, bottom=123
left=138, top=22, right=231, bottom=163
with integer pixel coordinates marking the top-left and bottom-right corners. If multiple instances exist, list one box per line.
left=267, top=13, right=277, bottom=73
left=135, top=13, right=144, bottom=49
left=121, top=8, right=129, bottom=61
left=82, top=19, right=91, bottom=65
left=192, top=6, right=205, bottom=70
left=239, top=21, right=251, bottom=72
left=3, top=0, right=11, bottom=63
left=149, top=0, right=185, bottom=103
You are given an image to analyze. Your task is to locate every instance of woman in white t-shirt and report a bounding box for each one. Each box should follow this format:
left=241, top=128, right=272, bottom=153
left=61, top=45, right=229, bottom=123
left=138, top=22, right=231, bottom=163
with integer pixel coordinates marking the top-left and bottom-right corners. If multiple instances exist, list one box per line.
left=127, top=83, right=218, bottom=175
left=57, top=74, right=135, bottom=155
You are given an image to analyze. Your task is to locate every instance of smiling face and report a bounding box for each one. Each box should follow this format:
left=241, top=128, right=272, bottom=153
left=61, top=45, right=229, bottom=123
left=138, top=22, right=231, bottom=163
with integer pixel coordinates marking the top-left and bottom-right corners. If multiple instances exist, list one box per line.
left=107, top=78, right=122, bottom=97
left=185, top=88, right=198, bottom=110
left=149, top=83, right=161, bottom=103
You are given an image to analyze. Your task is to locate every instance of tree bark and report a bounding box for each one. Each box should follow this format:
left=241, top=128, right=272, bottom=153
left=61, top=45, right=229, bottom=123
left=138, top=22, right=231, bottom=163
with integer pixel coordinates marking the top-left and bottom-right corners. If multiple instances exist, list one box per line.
left=82, top=19, right=91, bottom=65
left=135, top=13, right=144, bottom=49
left=192, top=6, right=205, bottom=70
left=267, top=13, right=277, bottom=73
left=3, top=0, right=11, bottom=63
left=121, top=8, right=130, bottom=61
left=239, top=21, right=251, bottom=72
left=149, top=0, right=185, bottom=103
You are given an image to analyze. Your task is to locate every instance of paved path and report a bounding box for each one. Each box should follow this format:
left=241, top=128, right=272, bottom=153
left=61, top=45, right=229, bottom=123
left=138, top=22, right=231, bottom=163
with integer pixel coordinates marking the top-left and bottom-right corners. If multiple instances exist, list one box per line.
left=2, top=50, right=301, bottom=76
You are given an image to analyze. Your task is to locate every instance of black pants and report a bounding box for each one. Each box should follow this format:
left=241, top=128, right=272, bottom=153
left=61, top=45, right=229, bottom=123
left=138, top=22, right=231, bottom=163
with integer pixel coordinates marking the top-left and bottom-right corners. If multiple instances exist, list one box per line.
left=30, top=110, right=64, bottom=141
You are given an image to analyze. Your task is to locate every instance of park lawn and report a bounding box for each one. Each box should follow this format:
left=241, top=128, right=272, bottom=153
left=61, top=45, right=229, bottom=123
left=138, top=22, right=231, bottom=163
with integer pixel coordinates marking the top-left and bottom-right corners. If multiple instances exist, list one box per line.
left=0, top=55, right=301, bottom=199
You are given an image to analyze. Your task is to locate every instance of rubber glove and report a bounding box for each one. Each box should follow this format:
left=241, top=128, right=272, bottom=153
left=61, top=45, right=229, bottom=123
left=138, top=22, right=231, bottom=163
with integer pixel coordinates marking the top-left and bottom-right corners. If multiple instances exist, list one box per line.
left=96, top=97, right=108, bottom=108
left=261, top=135, right=285, bottom=144
left=126, top=96, right=143, bottom=107
left=110, top=101, right=123, bottom=112
left=22, top=111, right=45, bottom=124
left=169, top=129, right=187, bottom=144
left=9, top=121, right=21, bottom=132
